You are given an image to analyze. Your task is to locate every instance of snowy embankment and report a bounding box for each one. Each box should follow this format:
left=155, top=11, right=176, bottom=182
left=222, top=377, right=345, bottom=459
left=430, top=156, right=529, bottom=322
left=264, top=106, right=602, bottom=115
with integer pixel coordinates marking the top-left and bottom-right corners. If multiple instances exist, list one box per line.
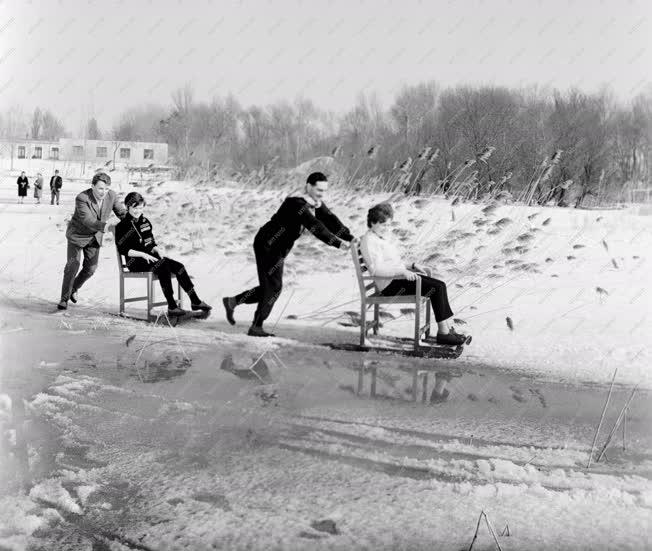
left=0, top=177, right=650, bottom=386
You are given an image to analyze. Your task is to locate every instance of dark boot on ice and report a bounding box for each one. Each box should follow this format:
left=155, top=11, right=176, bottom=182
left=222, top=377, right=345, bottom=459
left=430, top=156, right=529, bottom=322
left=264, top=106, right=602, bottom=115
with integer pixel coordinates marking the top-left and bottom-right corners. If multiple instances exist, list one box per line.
left=247, top=325, right=275, bottom=338
left=222, top=297, right=236, bottom=325
left=191, top=300, right=212, bottom=312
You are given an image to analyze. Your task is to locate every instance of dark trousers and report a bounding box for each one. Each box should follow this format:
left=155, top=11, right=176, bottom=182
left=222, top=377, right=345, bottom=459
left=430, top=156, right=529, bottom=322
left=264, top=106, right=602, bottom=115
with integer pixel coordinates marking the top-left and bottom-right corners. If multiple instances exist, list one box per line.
left=380, top=276, right=454, bottom=322
left=234, top=238, right=284, bottom=327
left=60, top=238, right=101, bottom=301
left=127, top=256, right=195, bottom=308
left=50, top=189, right=60, bottom=205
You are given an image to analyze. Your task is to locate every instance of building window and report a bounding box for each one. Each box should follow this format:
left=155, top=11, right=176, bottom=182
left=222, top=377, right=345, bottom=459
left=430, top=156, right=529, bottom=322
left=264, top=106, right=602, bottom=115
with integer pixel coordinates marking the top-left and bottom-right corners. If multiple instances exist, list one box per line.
left=17, top=146, right=25, bottom=158
left=143, top=149, right=154, bottom=160
left=120, top=148, right=130, bottom=159
left=51, top=147, right=59, bottom=159
left=73, top=145, right=84, bottom=156
left=33, top=146, right=42, bottom=159
left=96, top=147, right=107, bottom=157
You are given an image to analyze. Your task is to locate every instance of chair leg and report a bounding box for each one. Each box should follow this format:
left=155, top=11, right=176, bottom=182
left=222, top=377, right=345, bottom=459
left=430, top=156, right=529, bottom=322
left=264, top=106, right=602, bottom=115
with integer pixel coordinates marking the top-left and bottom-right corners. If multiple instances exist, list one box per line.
left=414, top=299, right=421, bottom=352
left=373, top=304, right=379, bottom=335
left=119, top=275, right=125, bottom=315
left=425, top=301, right=431, bottom=339
left=177, top=277, right=183, bottom=309
left=360, top=303, right=367, bottom=347
left=146, top=273, right=153, bottom=321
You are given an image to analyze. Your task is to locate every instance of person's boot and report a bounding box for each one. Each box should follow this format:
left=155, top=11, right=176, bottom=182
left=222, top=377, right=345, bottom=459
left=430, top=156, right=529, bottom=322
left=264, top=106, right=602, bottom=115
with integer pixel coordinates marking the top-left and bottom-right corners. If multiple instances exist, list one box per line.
left=57, top=300, right=68, bottom=310
left=435, top=332, right=465, bottom=346
left=70, top=290, right=78, bottom=304
left=449, top=326, right=472, bottom=345
left=247, top=325, right=275, bottom=337
left=222, top=297, right=236, bottom=325
left=191, top=300, right=212, bottom=312
left=167, top=306, right=187, bottom=316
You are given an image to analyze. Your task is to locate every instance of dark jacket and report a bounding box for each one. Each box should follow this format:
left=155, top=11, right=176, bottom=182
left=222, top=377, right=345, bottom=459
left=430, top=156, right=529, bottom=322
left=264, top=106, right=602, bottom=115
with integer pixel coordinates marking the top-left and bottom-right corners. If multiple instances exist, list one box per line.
left=256, top=196, right=354, bottom=257
left=50, top=175, right=62, bottom=190
left=66, top=189, right=126, bottom=247
left=115, top=214, right=157, bottom=258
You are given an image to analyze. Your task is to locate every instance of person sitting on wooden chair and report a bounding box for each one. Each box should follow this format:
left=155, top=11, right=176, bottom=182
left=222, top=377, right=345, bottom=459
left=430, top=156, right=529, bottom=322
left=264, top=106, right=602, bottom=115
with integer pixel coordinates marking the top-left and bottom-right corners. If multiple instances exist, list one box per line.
left=359, top=202, right=468, bottom=346
left=114, top=192, right=212, bottom=316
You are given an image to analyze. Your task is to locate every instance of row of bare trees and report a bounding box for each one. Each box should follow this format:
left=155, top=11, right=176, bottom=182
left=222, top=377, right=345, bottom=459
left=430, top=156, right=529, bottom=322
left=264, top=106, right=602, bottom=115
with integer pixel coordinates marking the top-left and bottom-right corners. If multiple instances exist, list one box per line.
left=154, top=82, right=652, bottom=204
left=1, top=82, right=651, bottom=203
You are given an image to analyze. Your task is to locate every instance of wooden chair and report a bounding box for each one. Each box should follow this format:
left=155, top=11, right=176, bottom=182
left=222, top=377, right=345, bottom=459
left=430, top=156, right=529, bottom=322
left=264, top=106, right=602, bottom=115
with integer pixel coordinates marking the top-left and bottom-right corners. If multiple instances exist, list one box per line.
left=351, top=243, right=431, bottom=351
left=109, top=227, right=183, bottom=321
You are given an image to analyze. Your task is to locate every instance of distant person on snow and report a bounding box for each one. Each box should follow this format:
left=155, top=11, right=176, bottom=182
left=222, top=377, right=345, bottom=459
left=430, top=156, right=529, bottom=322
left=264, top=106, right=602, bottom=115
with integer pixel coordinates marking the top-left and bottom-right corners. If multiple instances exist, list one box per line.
left=33, top=172, right=44, bottom=204
left=57, top=172, right=126, bottom=310
left=17, top=172, right=29, bottom=203
left=115, top=192, right=212, bottom=316
left=359, top=202, right=469, bottom=346
left=50, top=169, right=63, bottom=205
left=222, top=171, right=355, bottom=337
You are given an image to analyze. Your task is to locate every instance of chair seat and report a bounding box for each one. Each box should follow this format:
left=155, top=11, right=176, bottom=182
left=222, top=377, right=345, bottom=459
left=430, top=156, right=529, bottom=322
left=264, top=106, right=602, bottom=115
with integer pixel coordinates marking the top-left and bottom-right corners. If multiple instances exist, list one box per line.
left=366, top=294, right=428, bottom=304
left=122, top=271, right=159, bottom=280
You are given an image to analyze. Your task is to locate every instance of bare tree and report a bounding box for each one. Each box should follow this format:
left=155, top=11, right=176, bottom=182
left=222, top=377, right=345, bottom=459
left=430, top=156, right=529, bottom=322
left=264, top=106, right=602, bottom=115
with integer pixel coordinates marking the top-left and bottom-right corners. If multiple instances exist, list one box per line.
left=87, top=117, right=101, bottom=140
left=31, top=108, right=43, bottom=139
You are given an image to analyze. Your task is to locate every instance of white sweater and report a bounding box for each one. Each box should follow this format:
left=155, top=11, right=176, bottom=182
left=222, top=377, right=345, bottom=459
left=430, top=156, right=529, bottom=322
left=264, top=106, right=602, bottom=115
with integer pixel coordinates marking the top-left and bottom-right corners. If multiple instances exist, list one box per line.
left=359, top=230, right=407, bottom=291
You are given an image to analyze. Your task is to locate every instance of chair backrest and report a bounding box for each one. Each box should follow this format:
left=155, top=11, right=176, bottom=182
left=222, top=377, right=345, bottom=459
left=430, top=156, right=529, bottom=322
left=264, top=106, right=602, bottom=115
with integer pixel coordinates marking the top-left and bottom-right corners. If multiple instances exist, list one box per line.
left=108, top=226, right=128, bottom=273
left=351, top=243, right=377, bottom=299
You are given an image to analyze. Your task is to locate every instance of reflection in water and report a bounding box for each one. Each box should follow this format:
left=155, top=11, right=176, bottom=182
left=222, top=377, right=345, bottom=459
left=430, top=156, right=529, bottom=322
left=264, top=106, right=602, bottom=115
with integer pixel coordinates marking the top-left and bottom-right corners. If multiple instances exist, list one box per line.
left=350, top=358, right=457, bottom=405
left=220, top=353, right=274, bottom=384
left=430, top=372, right=452, bottom=403
left=128, top=352, right=192, bottom=383
left=219, top=354, right=278, bottom=405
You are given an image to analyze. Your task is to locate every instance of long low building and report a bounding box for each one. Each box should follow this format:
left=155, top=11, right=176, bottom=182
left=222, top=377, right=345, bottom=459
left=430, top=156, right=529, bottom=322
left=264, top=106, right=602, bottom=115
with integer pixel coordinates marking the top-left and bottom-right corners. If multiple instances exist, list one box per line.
left=0, top=137, right=168, bottom=166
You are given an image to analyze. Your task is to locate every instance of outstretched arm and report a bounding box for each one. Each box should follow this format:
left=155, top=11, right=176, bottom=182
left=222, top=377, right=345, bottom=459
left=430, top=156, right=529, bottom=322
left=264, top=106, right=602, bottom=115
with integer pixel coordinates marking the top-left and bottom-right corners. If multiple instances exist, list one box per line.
left=316, top=204, right=354, bottom=241
left=297, top=202, right=345, bottom=249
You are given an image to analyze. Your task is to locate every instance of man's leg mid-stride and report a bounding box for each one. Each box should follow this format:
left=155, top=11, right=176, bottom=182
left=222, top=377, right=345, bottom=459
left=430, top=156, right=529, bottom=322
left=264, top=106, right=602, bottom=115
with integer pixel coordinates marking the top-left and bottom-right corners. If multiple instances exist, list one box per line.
left=224, top=245, right=285, bottom=336
left=71, top=240, right=101, bottom=294
left=60, top=241, right=82, bottom=306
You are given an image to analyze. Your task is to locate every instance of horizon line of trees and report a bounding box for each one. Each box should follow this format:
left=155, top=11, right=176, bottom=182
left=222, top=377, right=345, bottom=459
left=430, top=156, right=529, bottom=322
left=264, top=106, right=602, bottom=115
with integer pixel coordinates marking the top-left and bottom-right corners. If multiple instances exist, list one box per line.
left=1, top=81, right=651, bottom=204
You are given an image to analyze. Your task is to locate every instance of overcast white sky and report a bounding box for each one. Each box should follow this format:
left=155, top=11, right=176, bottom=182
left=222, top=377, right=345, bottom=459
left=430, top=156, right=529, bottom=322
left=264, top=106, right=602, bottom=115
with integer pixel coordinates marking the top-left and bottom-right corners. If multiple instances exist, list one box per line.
left=1, top=0, right=650, bottom=133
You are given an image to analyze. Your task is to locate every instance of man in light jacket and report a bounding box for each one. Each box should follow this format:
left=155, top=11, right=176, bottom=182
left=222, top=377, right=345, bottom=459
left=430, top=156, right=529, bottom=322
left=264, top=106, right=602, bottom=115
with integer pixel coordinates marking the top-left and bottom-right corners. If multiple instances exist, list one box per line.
left=57, top=172, right=126, bottom=310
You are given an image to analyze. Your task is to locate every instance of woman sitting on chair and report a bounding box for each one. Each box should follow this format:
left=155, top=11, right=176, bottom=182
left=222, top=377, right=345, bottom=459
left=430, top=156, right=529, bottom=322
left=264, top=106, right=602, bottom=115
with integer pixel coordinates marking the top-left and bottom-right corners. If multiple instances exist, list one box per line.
left=359, top=202, right=468, bottom=346
left=115, top=192, right=212, bottom=316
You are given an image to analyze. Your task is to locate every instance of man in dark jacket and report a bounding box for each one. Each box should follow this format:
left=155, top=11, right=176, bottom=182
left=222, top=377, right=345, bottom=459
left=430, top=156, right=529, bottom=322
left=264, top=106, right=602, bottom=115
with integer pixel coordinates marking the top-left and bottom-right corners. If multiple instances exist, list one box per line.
left=57, top=172, right=126, bottom=310
left=223, top=172, right=355, bottom=337
left=50, top=170, right=63, bottom=205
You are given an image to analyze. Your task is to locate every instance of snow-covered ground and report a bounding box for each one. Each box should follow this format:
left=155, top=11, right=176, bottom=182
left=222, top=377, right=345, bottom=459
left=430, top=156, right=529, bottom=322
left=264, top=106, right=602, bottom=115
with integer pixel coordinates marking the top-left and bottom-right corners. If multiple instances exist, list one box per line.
left=0, top=174, right=650, bottom=549
left=1, top=174, right=650, bottom=385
